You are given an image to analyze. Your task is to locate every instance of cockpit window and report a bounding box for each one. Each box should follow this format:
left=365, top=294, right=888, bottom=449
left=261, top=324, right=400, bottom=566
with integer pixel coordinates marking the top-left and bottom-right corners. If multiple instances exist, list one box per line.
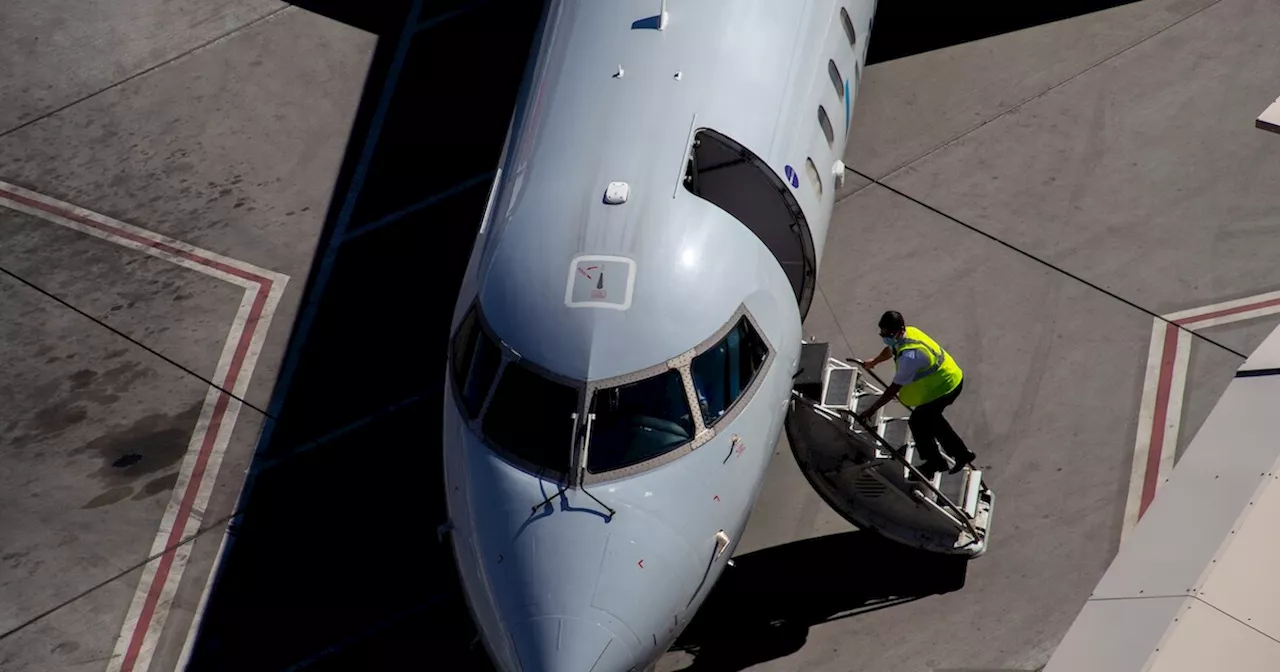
left=482, top=362, right=578, bottom=473
left=450, top=307, right=502, bottom=419
left=586, top=369, right=695, bottom=473
left=691, top=315, right=769, bottom=427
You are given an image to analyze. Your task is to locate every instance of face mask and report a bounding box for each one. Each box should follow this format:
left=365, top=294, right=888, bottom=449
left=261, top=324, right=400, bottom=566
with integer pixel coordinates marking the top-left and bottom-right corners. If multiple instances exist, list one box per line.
left=882, top=335, right=898, bottom=347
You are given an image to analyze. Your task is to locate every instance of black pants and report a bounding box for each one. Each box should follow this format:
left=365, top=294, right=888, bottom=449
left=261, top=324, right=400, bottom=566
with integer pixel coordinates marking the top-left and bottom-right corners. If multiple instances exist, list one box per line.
left=907, top=380, right=970, bottom=466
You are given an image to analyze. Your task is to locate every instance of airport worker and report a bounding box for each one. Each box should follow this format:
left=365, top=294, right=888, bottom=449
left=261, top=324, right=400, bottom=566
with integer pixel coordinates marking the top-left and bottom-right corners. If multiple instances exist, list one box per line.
left=855, top=310, right=976, bottom=478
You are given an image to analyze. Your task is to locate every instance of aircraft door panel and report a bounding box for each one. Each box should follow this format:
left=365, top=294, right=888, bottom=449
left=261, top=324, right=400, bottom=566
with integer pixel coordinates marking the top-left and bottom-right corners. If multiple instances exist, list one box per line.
left=682, top=129, right=817, bottom=321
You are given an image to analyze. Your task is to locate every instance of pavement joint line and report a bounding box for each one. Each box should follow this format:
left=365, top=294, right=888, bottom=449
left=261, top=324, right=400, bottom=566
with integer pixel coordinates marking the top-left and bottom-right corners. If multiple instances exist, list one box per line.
left=846, top=170, right=1248, bottom=361
left=0, top=521, right=215, bottom=646
left=837, top=171, right=1271, bottom=552
left=0, top=180, right=290, bottom=672
left=835, top=0, right=1226, bottom=206
left=0, top=4, right=295, bottom=142
left=0, top=261, right=264, bottom=414
left=0, top=187, right=275, bottom=418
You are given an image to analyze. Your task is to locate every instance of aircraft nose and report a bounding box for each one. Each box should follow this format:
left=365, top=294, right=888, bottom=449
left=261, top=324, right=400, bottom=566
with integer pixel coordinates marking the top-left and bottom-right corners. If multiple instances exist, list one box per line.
left=510, top=616, right=633, bottom=671
left=448, top=417, right=708, bottom=671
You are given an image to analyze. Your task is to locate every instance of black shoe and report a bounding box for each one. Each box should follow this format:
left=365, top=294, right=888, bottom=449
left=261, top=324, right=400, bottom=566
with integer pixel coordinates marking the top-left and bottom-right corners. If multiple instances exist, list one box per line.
left=947, top=451, right=977, bottom=474
left=912, top=460, right=948, bottom=480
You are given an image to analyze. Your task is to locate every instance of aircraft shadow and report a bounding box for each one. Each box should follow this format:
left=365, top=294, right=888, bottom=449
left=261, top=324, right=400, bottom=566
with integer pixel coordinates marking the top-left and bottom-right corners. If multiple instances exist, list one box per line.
left=667, top=531, right=969, bottom=671
left=866, top=0, right=1142, bottom=64
left=183, top=0, right=544, bottom=669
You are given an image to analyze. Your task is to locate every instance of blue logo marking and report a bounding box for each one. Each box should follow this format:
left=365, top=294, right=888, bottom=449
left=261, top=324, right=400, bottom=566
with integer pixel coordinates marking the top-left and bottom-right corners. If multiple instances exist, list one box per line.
left=784, top=164, right=799, bottom=189
left=844, top=78, right=852, bottom=132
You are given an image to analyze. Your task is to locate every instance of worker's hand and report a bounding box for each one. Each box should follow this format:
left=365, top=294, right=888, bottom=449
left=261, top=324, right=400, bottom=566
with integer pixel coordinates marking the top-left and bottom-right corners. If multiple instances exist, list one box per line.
left=860, top=357, right=878, bottom=370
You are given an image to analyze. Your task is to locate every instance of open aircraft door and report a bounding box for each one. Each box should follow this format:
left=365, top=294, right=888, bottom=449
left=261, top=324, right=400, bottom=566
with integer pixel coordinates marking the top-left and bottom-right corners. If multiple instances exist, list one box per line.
left=786, top=342, right=995, bottom=557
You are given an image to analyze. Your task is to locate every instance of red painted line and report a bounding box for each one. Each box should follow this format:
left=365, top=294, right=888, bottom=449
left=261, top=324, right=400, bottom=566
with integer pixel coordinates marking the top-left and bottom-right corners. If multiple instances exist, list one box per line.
left=1175, top=297, right=1280, bottom=326
left=0, top=186, right=275, bottom=671
left=119, top=282, right=271, bottom=671
left=1137, top=295, right=1280, bottom=522
left=1141, top=323, right=1180, bottom=518
left=0, top=188, right=272, bottom=286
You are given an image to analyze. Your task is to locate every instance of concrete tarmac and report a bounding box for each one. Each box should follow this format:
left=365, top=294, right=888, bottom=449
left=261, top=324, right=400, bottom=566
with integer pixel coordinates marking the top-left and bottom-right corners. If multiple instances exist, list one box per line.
left=4, top=0, right=1279, bottom=671
left=0, top=3, right=373, bottom=670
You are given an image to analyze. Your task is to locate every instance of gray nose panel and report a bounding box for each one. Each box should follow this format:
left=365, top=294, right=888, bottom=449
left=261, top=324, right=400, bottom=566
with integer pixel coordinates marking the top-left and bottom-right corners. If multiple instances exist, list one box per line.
left=511, top=616, right=634, bottom=672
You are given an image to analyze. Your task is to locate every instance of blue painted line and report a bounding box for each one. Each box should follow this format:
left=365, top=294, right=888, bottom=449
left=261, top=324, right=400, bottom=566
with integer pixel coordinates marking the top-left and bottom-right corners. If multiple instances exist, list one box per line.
left=250, top=391, right=427, bottom=475
left=416, top=0, right=494, bottom=33
left=194, top=0, right=426, bottom=645
left=242, top=0, right=424, bottom=487
left=340, top=170, right=496, bottom=244
left=1236, top=367, right=1280, bottom=378
left=844, top=78, right=851, bottom=132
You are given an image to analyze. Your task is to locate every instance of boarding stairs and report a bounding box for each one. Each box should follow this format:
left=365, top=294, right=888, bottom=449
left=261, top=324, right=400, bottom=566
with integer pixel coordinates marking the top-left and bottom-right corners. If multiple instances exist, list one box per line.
left=786, top=342, right=995, bottom=556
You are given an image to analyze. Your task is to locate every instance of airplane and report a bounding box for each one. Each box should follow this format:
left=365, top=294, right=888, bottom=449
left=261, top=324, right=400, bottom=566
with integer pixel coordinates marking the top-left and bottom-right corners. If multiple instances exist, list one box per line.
left=437, top=1, right=992, bottom=670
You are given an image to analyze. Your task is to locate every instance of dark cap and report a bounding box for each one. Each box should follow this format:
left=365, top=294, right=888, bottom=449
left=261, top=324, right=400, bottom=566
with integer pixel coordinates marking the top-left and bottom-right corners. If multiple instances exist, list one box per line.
left=878, top=310, right=905, bottom=332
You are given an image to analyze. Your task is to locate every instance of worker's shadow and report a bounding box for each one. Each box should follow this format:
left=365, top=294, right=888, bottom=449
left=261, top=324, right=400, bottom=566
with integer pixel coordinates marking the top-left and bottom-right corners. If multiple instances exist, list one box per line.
left=668, top=531, right=968, bottom=671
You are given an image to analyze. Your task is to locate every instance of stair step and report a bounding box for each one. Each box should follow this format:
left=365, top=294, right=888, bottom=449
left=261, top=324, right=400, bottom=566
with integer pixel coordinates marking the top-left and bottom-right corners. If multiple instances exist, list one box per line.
left=879, top=418, right=910, bottom=451
left=853, top=391, right=878, bottom=416
left=937, top=469, right=967, bottom=504
left=823, top=367, right=856, bottom=409
left=962, top=469, right=983, bottom=518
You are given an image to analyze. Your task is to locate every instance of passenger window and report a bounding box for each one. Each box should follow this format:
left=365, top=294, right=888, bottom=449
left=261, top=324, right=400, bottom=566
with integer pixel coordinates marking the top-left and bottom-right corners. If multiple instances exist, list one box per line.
left=450, top=307, right=502, bottom=418
left=840, top=7, right=856, bottom=48
left=691, top=316, right=769, bottom=427
left=805, top=158, right=823, bottom=198
left=483, top=362, right=578, bottom=473
left=818, top=106, right=834, bottom=147
left=587, top=369, right=694, bottom=472
left=828, top=60, right=844, bottom=101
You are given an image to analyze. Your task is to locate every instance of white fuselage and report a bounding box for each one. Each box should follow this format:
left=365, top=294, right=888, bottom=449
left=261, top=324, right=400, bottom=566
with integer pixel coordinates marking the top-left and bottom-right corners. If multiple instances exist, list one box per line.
left=442, top=1, right=875, bottom=670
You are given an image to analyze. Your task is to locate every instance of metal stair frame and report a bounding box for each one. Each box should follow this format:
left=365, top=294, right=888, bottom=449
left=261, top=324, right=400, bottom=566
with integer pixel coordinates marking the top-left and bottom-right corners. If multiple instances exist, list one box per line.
left=815, top=357, right=983, bottom=543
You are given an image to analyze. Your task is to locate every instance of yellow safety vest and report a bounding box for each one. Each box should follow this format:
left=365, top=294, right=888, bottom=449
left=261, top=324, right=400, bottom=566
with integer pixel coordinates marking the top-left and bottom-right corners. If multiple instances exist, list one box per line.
left=892, top=326, right=963, bottom=407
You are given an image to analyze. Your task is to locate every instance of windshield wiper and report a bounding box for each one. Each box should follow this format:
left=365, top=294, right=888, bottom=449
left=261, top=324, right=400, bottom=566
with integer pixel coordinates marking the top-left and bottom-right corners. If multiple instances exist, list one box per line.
left=530, top=412, right=577, bottom=513
left=528, top=410, right=616, bottom=519
left=577, top=412, right=616, bottom=516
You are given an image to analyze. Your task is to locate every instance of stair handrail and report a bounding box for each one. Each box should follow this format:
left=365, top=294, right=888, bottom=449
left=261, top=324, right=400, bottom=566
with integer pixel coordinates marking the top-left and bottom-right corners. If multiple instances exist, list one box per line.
left=840, top=358, right=981, bottom=544
left=792, top=389, right=981, bottom=545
